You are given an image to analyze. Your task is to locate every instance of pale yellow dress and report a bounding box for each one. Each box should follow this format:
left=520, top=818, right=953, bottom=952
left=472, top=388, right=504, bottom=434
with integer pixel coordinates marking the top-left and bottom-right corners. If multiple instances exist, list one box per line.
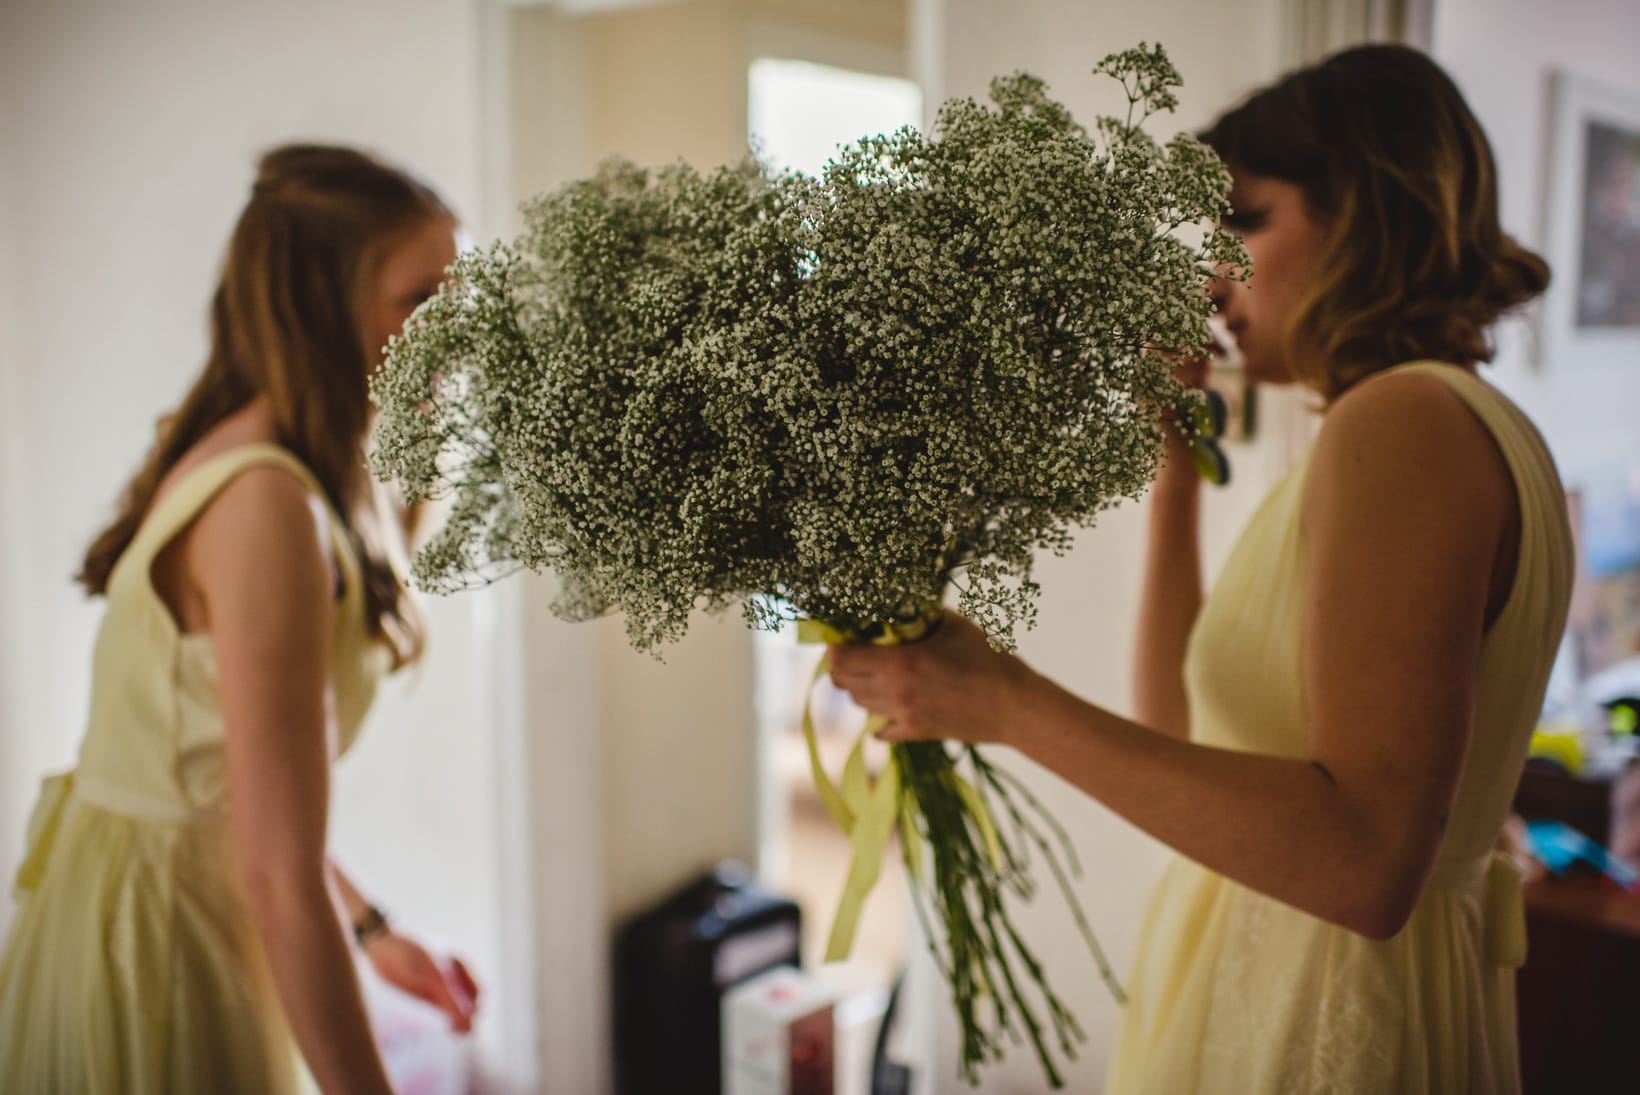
left=1108, top=363, right=1574, bottom=1094
left=0, top=444, right=384, bottom=1094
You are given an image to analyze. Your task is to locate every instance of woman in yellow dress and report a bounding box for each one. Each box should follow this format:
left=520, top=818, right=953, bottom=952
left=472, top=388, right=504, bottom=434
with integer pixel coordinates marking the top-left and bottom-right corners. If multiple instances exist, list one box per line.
left=0, top=144, right=480, bottom=1094
left=830, top=44, right=1570, bottom=1093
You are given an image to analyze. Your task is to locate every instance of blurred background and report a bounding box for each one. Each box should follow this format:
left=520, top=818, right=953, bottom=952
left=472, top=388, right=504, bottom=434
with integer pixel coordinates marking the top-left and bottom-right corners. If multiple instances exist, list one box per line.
left=2, top=1, right=1638, bottom=1092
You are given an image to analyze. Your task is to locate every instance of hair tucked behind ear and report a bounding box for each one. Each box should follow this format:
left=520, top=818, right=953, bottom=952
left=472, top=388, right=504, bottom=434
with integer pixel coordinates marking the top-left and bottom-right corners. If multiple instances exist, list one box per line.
left=78, top=144, right=452, bottom=670
left=1202, top=44, right=1549, bottom=400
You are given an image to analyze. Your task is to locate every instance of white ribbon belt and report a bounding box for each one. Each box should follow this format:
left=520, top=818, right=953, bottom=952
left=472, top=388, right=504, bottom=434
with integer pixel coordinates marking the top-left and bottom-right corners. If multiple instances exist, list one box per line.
left=73, top=772, right=224, bottom=827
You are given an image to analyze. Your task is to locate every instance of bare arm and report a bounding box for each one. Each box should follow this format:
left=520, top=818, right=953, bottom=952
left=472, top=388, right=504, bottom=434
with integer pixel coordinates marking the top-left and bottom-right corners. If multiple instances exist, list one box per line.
left=190, top=470, right=394, bottom=1095
left=837, top=372, right=1515, bottom=938
left=1132, top=429, right=1203, bottom=739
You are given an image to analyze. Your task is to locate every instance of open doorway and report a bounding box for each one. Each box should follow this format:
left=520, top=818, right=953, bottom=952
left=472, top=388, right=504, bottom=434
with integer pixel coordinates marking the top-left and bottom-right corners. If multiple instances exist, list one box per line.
left=746, top=56, right=923, bottom=992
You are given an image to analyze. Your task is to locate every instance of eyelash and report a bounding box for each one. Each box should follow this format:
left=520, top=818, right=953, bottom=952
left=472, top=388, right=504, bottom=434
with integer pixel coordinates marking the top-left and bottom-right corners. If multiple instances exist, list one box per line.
left=1221, top=208, right=1269, bottom=234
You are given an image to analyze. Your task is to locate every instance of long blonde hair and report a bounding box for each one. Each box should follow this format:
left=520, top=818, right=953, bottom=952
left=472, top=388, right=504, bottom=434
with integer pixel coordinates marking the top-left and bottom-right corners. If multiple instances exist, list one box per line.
left=1202, top=45, right=1549, bottom=401
left=78, top=144, right=451, bottom=669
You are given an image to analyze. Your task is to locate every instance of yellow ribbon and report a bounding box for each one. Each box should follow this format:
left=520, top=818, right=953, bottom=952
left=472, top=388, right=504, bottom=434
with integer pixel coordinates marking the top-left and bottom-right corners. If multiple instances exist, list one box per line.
left=14, top=771, right=75, bottom=898
left=797, top=612, right=1001, bottom=962
left=1484, top=852, right=1527, bottom=969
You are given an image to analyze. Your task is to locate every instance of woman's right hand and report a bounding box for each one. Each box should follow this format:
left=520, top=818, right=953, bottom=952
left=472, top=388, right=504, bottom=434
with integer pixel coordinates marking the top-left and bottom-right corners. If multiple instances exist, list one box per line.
left=367, top=932, right=481, bottom=1033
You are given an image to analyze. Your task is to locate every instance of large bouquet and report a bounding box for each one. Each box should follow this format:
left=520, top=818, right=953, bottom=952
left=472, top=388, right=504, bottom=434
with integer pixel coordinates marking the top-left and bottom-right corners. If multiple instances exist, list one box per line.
left=372, top=45, right=1242, bottom=1086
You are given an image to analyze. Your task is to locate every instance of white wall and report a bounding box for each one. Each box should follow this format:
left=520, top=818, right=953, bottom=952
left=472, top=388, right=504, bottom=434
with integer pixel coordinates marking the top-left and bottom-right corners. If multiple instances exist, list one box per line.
left=1432, top=0, right=1640, bottom=482
left=0, top=7, right=34, bottom=865
left=904, top=2, right=1292, bottom=1090
left=0, top=0, right=520, bottom=1083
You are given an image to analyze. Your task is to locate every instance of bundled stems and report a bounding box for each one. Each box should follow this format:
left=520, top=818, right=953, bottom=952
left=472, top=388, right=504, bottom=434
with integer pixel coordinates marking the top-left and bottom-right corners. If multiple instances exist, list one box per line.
left=894, top=739, right=1124, bottom=1087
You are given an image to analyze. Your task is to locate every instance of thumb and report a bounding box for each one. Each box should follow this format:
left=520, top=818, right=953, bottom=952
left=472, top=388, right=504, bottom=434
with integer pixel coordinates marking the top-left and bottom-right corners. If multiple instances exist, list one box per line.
left=446, top=957, right=481, bottom=1007
left=418, top=957, right=471, bottom=1032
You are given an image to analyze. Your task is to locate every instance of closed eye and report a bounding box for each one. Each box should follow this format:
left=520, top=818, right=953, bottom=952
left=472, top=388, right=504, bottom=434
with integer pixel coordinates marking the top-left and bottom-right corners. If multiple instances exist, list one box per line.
left=1221, top=207, right=1269, bottom=234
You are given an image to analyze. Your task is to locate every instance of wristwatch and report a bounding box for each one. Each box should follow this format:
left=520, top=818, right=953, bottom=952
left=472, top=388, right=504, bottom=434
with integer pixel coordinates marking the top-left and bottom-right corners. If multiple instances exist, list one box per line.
left=353, top=904, right=391, bottom=948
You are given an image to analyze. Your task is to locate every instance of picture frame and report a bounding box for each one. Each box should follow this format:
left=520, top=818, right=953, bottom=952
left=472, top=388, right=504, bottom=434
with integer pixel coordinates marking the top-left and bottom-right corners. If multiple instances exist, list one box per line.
left=1566, top=465, right=1640, bottom=684
left=1539, top=70, right=1640, bottom=370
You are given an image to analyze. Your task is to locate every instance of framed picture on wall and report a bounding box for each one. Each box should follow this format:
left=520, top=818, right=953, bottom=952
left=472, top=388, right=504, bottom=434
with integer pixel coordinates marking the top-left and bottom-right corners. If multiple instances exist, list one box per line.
left=1540, top=71, right=1640, bottom=369
left=1566, top=465, right=1640, bottom=683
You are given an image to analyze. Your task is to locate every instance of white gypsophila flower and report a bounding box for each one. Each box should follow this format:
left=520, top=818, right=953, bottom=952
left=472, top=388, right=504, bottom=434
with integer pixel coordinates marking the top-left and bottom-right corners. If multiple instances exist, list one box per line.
left=370, top=44, right=1244, bottom=654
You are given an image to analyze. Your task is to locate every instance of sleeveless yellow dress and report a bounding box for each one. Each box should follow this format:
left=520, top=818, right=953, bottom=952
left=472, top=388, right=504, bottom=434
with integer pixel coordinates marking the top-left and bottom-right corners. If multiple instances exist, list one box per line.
left=0, top=444, right=384, bottom=1095
left=1108, top=363, right=1574, bottom=1094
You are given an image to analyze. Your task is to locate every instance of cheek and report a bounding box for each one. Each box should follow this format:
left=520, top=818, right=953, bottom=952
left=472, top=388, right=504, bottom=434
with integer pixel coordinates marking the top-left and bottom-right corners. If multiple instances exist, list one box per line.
left=387, top=304, right=415, bottom=339
left=1244, top=242, right=1303, bottom=320
left=372, top=302, right=411, bottom=352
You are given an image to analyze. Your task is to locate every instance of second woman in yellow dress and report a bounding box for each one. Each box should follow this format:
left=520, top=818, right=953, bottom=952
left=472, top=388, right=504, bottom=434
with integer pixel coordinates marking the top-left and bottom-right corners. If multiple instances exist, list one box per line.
left=0, top=143, right=480, bottom=1095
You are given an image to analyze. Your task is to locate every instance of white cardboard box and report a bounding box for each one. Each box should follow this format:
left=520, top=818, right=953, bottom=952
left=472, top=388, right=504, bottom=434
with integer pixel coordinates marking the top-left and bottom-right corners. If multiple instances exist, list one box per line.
left=722, top=966, right=835, bottom=1095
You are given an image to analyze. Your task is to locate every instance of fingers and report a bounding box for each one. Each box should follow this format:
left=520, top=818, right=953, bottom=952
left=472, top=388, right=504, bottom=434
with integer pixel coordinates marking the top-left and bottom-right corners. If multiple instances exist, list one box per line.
left=833, top=648, right=915, bottom=717
left=824, top=615, right=994, bottom=744
left=1178, top=353, right=1210, bottom=380
left=427, top=967, right=474, bottom=1033
left=1173, top=351, right=1214, bottom=391
left=826, top=642, right=890, bottom=699
left=374, top=935, right=481, bottom=1033
left=447, top=956, right=481, bottom=1011
left=872, top=718, right=911, bottom=743
left=824, top=642, right=858, bottom=678
left=826, top=613, right=972, bottom=710
left=404, top=948, right=474, bottom=1033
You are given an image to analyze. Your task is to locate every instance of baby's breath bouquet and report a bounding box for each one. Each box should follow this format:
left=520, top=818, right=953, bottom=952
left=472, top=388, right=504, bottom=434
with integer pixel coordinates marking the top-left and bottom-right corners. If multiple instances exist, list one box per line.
left=372, top=44, right=1243, bottom=1087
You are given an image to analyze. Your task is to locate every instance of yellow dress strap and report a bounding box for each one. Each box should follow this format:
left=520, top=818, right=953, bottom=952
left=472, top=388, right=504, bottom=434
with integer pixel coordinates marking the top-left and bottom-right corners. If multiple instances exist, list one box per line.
left=1365, top=361, right=1551, bottom=475
left=128, top=443, right=332, bottom=558
left=116, top=442, right=360, bottom=628
left=1367, top=361, right=1570, bottom=590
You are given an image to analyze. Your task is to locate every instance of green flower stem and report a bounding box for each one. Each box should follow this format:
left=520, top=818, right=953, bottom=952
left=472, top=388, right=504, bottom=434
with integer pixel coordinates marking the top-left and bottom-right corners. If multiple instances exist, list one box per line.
left=895, top=737, right=1118, bottom=1087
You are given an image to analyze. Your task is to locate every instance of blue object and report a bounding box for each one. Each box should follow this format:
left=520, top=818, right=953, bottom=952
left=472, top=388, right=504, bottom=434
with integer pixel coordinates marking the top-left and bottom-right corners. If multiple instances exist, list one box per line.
left=1524, top=819, right=1640, bottom=890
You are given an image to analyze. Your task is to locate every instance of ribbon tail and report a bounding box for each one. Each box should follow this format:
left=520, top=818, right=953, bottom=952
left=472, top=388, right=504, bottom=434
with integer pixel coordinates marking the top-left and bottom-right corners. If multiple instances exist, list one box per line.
left=795, top=613, right=941, bottom=963
left=1484, top=852, right=1527, bottom=969
left=803, top=654, right=855, bottom=833
left=824, top=752, right=902, bottom=963
left=14, top=771, right=75, bottom=898
left=841, top=727, right=871, bottom=808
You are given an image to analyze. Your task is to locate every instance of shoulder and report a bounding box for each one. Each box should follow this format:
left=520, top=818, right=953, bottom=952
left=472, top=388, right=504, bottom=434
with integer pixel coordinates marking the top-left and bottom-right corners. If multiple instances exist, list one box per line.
left=1305, top=366, right=1513, bottom=532
left=188, top=464, right=333, bottom=595
left=1323, top=366, right=1489, bottom=448
left=1313, top=368, right=1509, bottom=490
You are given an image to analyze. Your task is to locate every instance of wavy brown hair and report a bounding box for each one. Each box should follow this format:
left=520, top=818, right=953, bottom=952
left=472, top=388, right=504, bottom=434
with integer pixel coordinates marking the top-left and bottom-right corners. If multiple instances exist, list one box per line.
left=1202, top=44, right=1549, bottom=400
left=78, top=144, right=453, bottom=669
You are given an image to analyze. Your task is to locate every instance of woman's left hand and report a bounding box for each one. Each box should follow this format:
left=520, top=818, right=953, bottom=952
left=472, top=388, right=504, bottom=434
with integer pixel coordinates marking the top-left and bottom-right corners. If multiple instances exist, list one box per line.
left=365, top=931, right=481, bottom=1033
left=826, top=611, right=1031, bottom=746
